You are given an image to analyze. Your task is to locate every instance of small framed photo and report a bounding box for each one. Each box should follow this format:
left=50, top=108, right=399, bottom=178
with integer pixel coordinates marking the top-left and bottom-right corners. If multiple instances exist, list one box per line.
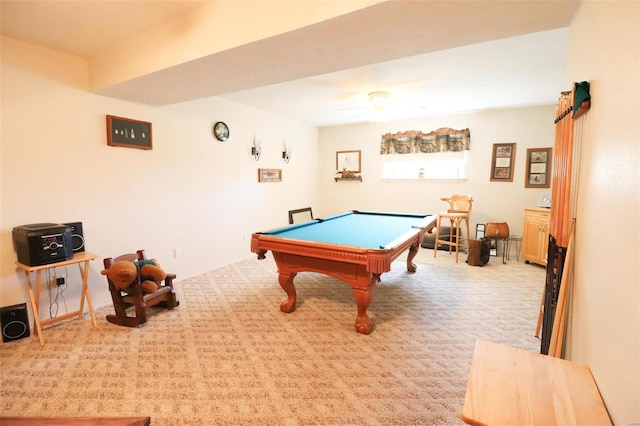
left=258, top=168, right=282, bottom=182
left=490, top=143, right=516, bottom=182
left=106, top=115, right=152, bottom=150
left=336, top=150, right=361, bottom=173
left=525, top=148, right=552, bottom=188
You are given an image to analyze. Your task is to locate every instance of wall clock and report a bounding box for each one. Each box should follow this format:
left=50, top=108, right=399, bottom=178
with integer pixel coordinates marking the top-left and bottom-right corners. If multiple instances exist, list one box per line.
left=213, top=121, right=229, bottom=141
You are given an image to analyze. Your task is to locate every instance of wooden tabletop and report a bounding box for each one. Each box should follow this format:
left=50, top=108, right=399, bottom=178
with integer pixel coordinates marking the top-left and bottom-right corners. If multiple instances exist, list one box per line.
left=0, top=418, right=150, bottom=426
left=461, top=340, right=611, bottom=425
left=15, top=251, right=98, bottom=272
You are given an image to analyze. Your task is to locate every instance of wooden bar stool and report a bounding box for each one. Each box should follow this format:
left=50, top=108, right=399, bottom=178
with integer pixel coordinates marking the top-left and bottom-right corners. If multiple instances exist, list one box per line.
left=433, top=195, right=473, bottom=263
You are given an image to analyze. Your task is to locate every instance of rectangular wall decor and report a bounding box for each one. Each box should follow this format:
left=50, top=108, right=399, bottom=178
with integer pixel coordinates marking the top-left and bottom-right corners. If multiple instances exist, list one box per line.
left=106, top=115, right=152, bottom=150
left=525, top=147, right=552, bottom=188
left=490, top=143, right=516, bottom=182
left=336, top=150, right=361, bottom=173
left=258, top=168, right=282, bottom=182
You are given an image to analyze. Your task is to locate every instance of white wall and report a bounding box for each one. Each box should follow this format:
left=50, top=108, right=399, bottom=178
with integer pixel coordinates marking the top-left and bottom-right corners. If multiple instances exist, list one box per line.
left=565, top=2, right=640, bottom=424
left=1, top=37, right=320, bottom=314
left=318, top=105, right=556, bottom=237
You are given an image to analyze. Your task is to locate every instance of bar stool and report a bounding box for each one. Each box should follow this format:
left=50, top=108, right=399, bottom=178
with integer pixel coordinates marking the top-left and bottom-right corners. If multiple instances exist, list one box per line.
left=433, top=195, right=473, bottom=263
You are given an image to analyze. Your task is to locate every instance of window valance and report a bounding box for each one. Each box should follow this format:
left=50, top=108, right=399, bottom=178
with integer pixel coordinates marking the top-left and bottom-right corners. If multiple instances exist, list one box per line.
left=380, top=128, right=470, bottom=154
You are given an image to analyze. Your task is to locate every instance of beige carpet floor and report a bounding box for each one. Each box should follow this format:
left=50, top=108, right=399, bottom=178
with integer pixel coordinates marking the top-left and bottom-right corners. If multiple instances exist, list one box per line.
left=1, top=248, right=544, bottom=425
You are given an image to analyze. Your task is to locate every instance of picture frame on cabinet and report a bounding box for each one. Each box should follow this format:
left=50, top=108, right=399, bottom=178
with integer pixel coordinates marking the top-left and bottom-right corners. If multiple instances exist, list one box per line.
left=525, top=148, right=552, bottom=188
left=106, top=115, right=152, bottom=150
left=490, top=143, right=516, bottom=182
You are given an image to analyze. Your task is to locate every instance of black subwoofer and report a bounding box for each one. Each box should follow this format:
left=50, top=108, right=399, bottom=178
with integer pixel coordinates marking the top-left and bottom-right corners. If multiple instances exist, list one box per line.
left=1, top=303, right=30, bottom=343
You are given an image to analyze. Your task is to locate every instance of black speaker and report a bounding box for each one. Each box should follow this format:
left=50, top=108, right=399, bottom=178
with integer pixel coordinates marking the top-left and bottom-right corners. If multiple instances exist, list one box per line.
left=64, top=221, right=85, bottom=253
left=1, top=303, right=30, bottom=343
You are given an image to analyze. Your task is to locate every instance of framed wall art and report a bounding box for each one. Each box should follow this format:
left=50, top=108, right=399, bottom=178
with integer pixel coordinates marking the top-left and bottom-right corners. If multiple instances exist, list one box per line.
left=336, top=150, right=361, bottom=173
left=106, top=115, right=152, bottom=150
left=490, top=143, right=516, bottom=182
left=258, top=168, right=282, bottom=182
left=525, top=148, right=552, bottom=188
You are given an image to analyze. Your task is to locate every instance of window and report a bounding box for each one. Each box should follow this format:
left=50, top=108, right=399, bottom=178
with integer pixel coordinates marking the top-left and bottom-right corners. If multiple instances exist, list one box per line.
left=381, top=150, right=469, bottom=180
left=379, top=127, right=470, bottom=181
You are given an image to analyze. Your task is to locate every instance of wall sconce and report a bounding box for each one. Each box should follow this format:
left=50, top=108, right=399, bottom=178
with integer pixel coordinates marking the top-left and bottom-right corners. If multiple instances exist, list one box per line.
left=251, top=135, right=262, bottom=161
left=282, top=140, right=291, bottom=164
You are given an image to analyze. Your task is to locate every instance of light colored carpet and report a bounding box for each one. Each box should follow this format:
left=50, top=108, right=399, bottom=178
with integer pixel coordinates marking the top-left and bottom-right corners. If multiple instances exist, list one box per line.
left=1, top=249, right=544, bottom=425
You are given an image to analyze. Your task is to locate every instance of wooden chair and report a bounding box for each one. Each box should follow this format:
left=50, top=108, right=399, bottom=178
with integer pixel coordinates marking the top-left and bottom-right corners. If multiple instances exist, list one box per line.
left=433, top=195, right=473, bottom=263
left=103, top=249, right=179, bottom=327
left=288, top=207, right=313, bottom=224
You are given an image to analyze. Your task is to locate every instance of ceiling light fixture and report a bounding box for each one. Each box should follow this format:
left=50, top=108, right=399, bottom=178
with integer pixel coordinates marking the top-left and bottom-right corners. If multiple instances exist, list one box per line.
left=368, top=91, right=391, bottom=110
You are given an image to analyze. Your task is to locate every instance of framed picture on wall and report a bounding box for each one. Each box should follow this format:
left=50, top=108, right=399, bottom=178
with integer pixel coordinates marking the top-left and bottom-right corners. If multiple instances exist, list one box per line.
left=336, top=150, right=361, bottom=173
left=106, top=115, right=152, bottom=150
left=525, top=148, right=552, bottom=188
left=258, top=168, right=282, bottom=182
left=490, top=143, right=516, bottom=182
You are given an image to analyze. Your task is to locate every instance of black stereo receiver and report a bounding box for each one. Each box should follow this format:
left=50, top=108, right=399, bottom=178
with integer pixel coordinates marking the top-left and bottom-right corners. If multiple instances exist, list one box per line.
left=12, top=223, right=73, bottom=266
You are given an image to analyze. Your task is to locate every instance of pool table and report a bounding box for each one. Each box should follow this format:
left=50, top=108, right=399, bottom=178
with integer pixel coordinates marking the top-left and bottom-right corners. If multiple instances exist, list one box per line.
left=251, top=210, right=436, bottom=334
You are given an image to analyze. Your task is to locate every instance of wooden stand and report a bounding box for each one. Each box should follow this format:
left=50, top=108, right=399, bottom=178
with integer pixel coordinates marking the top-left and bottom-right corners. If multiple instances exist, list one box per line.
left=15, top=252, right=98, bottom=346
left=0, top=417, right=150, bottom=426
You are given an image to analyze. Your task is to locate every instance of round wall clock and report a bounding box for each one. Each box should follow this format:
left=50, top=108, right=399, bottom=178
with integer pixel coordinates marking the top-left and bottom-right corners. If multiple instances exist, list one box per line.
left=213, top=121, right=229, bottom=141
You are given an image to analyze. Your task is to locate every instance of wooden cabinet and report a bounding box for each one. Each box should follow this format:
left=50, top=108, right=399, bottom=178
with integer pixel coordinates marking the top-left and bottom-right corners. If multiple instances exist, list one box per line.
left=522, top=208, right=550, bottom=266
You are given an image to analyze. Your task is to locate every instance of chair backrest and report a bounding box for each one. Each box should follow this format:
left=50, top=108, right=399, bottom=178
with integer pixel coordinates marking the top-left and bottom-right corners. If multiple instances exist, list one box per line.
left=103, top=250, right=147, bottom=269
left=444, top=195, right=473, bottom=215
left=288, top=207, right=313, bottom=224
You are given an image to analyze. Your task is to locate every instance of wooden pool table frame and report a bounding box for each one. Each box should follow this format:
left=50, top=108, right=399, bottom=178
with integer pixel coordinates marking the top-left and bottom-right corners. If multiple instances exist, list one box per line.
left=251, top=212, right=436, bottom=334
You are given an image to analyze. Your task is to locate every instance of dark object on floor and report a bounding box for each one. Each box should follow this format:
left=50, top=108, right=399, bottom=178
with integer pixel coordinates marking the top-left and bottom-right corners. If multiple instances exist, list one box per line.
left=422, top=226, right=458, bottom=250
left=1, top=303, right=30, bottom=343
left=467, top=238, right=491, bottom=267
left=103, top=249, right=179, bottom=327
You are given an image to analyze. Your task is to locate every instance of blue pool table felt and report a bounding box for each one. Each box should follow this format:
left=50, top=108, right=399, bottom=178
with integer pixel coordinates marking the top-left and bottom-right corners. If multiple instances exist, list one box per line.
left=263, top=211, right=427, bottom=249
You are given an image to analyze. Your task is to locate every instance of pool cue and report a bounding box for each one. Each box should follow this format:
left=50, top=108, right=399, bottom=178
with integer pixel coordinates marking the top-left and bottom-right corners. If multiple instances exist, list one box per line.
left=549, top=219, right=576, bottom=358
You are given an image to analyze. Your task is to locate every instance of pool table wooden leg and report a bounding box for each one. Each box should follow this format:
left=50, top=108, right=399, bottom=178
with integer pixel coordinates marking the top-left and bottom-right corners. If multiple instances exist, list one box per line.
left=352, top=274, right=380, bottom=335
left=406, top=240, right=420, bottom=273
left=278, top=272, right=298, bottom=313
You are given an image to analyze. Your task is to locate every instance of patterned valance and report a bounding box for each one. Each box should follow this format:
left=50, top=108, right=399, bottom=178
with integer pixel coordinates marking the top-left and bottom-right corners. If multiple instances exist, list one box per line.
left=380, top=128, right=471, bottom=154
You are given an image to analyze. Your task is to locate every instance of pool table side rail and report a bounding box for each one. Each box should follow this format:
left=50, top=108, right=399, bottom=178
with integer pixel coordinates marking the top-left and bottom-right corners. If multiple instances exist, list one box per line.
left=251, top=215, right=436, bottom=275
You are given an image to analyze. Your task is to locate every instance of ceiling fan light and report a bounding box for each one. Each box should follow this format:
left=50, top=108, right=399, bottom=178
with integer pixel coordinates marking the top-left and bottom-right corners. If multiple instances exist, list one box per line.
left=368, top=91, right=390, bottom=110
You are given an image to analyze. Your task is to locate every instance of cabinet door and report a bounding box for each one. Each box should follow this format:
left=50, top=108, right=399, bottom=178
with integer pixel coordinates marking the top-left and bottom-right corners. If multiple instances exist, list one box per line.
left=522, top=215, right=544, bottom=263
left=537, top=219, right=550, bottom=264
left=522, top=210, right=550, bottom=265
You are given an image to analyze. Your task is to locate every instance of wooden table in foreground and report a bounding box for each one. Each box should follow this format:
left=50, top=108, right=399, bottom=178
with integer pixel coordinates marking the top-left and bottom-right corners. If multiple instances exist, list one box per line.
left=15, top=251, right=99, bottom=346
left=251, top=211, right=436, bottom=334
left=461, top=340, right=611, bottom=425
left=0, top=417, right=150, bottom=426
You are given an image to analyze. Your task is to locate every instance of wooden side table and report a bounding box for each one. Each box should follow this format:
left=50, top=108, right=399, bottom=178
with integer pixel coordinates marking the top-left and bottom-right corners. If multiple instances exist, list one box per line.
left=0, top=417, right=150, bottom=425
left=15, top=251, right=99, bottom=346
left=461, top=340, right=611, bottom=425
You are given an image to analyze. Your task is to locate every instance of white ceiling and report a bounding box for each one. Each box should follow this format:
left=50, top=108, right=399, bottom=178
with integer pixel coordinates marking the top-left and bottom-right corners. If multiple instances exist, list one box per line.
left=0, top=1, right=580, bottom=127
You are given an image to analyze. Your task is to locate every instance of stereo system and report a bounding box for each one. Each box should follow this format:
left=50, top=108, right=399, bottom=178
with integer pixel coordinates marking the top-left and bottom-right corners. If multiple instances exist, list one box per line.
left=12, top=223, right=74, bottom=266
left=63, top=221, right=85, bottom=253
left=1, top=303, right=30, bottom=343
